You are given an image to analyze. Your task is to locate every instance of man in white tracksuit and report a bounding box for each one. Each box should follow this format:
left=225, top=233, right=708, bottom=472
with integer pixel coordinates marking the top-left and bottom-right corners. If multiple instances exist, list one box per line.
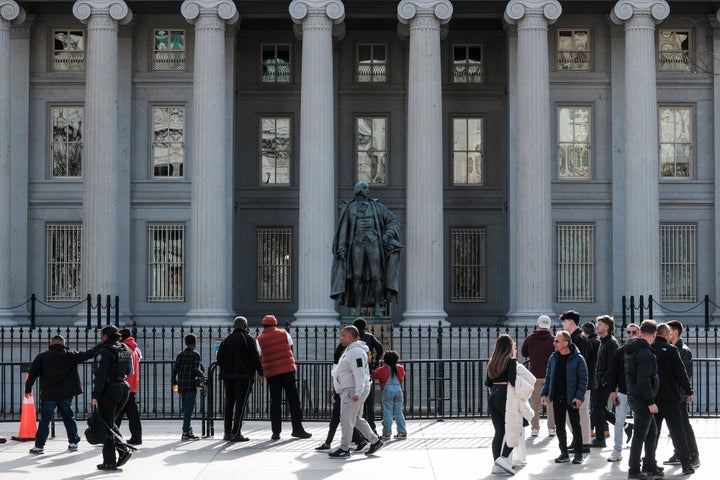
left=328, top=325, right=384, bottom=458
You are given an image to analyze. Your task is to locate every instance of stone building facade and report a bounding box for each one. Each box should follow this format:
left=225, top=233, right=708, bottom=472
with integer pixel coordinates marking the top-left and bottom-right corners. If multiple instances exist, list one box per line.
left=1, top=0, right=719, bottom=327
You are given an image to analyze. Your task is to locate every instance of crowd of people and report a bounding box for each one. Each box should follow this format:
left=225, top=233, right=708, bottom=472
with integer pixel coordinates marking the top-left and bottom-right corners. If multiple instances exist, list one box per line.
left=489, top=311, right=700, bottom=479
left=19, top=311, right=701, bottom=478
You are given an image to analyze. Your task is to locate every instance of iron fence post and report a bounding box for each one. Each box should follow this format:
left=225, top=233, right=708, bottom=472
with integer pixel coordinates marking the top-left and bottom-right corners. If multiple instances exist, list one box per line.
left=622, top=296, right=627, bottom=329
left=30, top=294, right=36, bottom=329
left=86, top=294, right=92, bottom=330
left=96, top=294, right=102, bottom=329
left=648, top=294, right=653, bottom=319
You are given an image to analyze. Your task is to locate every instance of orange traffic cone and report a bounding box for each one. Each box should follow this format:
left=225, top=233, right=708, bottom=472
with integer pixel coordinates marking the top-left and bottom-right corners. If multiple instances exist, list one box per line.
left=12, top=388, right=37, bottom=441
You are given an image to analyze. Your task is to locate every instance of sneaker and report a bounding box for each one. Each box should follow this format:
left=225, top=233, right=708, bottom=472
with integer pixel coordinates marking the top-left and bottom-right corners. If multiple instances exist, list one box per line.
left=181, top=431, right=199, bottom=441
left=531, top=428, right=539, bottom=437
left=380, top=435, right=391, bottom=441
left=628, top=472, right=649, bottom=480
left=29, top=446, right=44, bottom=454
left=642, top=469, right=664, bottom=478
left=291, top=430, right=312, bottom=439
left=548, top=427, right=556, bottom=437
left=625, top=423, right=634, bottom=444
left=223, top=433, right=233, bottom=441
left=691, top=456, right=700, bottom=469
left=127, top=438, right=142, bottom=445
left=491, top=464, right=504, bottom=474
left=116, top=449, right=132, bottom=467
left=315, top=443, right=331, bottom=451
left=572, top=453, right=583, bottom=464
left=68, top=443, right=78, bottom=451
left=394, top=433, right=407, bottom=439
left=97, top=463, right=118, bottom=470
left=230, top=434, right=249, bottom=442
left=271, top=433, right=281, bottom=440
left=568, top=445, right=591, bottom=454
left=663, top=454, right=680, bottom=465
left=328, top=448, right=351, bottom=458
left=681, top=466, right=696, bottom=475
left=555, top=453, right=570, bottom=463
left=608, top=450, right=623, bottom=462
left=494, top=456, right=515, bottom=475
left=365, top=439, right=385, bottom=456
left=590, top=438, right=606, bottom=448
left=355, top=440, right=369, bottom=452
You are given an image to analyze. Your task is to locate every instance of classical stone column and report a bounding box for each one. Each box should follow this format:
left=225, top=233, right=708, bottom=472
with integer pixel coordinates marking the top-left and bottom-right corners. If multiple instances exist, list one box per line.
left=182, top=0, right=238, bottom=325
left=0, top=1, right=25, bottom=325
left=504, top=0, right=561, bottom=324
left=611, top=0, right=669, bottom=300
left=290, top=0, right=344, bottom=326
left=73, top=1, right=131, bottom=307
left=712, top=12, right=720, bottom=322
left=398, top=0, right=452, bottom=326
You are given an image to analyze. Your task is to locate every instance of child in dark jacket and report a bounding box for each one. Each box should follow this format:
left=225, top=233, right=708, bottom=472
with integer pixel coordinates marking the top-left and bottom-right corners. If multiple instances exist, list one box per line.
left=372, top=350, right=407, bottom=440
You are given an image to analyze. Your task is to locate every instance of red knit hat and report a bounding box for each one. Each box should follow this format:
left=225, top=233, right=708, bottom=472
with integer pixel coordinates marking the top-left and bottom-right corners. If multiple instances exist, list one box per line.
left=262, top=315, right=278, bottom=326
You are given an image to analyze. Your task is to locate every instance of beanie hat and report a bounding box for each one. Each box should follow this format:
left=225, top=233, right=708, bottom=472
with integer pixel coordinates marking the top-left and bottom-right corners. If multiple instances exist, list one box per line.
left=536, top=315, right=551, bottom=330
left=262, top=315, right=278, bottom=326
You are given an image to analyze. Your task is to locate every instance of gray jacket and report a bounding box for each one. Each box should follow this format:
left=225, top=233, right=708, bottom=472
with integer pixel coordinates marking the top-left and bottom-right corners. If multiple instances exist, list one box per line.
left=332, top=340, right=370, bottom=397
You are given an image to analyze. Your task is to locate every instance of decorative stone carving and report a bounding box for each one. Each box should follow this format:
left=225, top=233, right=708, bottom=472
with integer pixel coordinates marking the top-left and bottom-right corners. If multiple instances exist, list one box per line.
left=611, top=0, right=670, bottom=25
left=73, top=0, right=132, bottom=25
left=289, top=0, right=345, bottom=24
left=397, top=0, right=452, bottom=25
left=0, top=0, right=24, bottom=24
left=504, top=0, right=561, bottom=25
left=181, top=0, right=238, bottom=24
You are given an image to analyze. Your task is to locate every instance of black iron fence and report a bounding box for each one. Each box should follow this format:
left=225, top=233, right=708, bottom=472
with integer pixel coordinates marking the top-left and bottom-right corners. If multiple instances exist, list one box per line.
left=1, top=322, right=719, bottom=426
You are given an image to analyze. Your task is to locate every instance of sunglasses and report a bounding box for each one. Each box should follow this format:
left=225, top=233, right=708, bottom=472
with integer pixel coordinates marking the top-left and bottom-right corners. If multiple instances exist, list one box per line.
left=626, top=330, right=638, bottom=335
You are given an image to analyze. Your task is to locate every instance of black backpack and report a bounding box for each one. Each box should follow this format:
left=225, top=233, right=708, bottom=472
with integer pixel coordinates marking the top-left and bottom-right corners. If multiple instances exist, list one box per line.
left=84, top=408, right=107, bottom=445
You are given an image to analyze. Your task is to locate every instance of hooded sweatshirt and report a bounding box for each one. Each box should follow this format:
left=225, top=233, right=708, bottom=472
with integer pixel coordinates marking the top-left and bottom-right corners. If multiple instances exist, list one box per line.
left=332, top=340, right=370, bottom=397
left=123, top=336, right=141, bottom=393
left=624, top=336, right=659, bottom=405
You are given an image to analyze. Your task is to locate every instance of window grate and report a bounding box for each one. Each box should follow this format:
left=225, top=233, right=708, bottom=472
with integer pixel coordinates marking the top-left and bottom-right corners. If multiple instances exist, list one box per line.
left=357, top=44, right=387, bottom=83
left=450, top=228, right=486, bottom=302
left=52, top=30, right=84, bottom=71
left=557, top=29, right=590, bottom=71
left=148, top=224, right=185, bottom=302
left=557, top=224, right=594, bottom=302
left=257, top=228, right=292, bottom=302
left=152, top=30, right=185, bottom=71
left=262, top=44, right=291, bottom=83
left=661, top=224, right=696, bottom=302
left=658, top=30, right=690, bottom=72
left=46, top=224, right=82, bottom=301
left=452, top=45, right=483, bottom=83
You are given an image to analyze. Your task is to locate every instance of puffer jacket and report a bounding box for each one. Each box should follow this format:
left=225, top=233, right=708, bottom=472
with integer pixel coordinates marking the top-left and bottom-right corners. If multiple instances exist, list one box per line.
left=624, top=336, right=659, bottom=405
left=505, top=362, right=536, bottom=448
left=541, top=344, right=588, bottom=405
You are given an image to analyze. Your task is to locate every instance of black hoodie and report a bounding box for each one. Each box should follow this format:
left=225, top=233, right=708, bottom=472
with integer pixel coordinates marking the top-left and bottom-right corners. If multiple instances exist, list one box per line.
left=624, top=337, right=659, bottom=405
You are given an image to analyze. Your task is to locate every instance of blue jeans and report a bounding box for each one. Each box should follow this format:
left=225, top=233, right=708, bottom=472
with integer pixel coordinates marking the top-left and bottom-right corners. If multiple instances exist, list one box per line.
left=36, top=398, right=80, bottom=448
left=612, top=392, right=631, bottom=452
left=381, top=383, right=406, bottom=437
left=180, top=391, right=197, bottom=433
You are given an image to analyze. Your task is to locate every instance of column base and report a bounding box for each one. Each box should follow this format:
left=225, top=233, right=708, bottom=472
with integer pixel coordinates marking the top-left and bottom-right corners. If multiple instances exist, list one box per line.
left=401, top=309, right=449, bottom=327
left=184, top=309, right=233, bottom=326
left=292, top=309, right=340, bottom=327
left=505, top=310, right=555, bottom=326
left=0, top=309, right=19, bottom=326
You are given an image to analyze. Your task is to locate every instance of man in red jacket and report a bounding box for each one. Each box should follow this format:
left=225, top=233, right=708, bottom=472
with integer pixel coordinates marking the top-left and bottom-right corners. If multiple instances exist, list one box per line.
left=115, top=329, right=142, bottom=445
left=257, top=315, right=311, bottom=440
left=521, top=314, right=556, bottom=437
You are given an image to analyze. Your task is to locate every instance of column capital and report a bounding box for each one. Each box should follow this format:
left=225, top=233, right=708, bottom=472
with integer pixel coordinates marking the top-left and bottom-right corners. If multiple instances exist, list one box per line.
left=289, top=0, right=345, bottom=24
left=397, top=0, right=452, bottom=25
left=611, top=0, right=669, bottom=25
left=73, top=0, right=132, bottom=25
left=0, top=0, right=25, bottom=24
left=504, top=0, right=561, bottom=25
left=181, top=0, right=239, bottom=25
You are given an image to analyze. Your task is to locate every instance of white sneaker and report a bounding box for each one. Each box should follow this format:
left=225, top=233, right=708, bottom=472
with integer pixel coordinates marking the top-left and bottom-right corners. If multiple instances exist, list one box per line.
left=531, top=428, right=539, bottom=437
left=494, top=456, right=515, bottom=476
left=68, top=443, right=78, bottom=451
left=548, top=427, right=556, bottom=437
left=491, top=465, right=504, bottom=474
left=608, top=450, right=622, bottom=462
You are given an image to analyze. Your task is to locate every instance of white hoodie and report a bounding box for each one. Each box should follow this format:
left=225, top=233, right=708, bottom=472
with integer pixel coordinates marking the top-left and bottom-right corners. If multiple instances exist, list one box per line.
left=332, top=340, right=370, bottom=397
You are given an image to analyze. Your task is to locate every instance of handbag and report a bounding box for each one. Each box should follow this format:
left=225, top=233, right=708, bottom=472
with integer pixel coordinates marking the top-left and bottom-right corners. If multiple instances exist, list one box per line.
left=84, top=407, right=108, bottom=445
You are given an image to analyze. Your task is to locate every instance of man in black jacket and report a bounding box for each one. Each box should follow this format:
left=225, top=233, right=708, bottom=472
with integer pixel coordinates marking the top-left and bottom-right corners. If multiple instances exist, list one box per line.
left=561, top=310, right=594, bottom=452
left=625, top=319, right=661, bottom=479
left=665, top=320, right=700, bottom=468
left=216, top=315, right=264, bottom=442
left=25, top=335, right=98, bottom=454
left=652, top=323, right=695, bottom=475
left=591, top=315, right=619, bottom=448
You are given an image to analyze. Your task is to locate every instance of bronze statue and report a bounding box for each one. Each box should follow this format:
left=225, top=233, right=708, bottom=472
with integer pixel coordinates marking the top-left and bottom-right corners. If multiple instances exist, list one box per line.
left=331, top=181, right=402, bottom=316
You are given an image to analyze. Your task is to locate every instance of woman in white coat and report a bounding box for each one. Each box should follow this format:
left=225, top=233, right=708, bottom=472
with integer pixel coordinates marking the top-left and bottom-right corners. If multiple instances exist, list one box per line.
left=486, top=334, right=534, bottom=475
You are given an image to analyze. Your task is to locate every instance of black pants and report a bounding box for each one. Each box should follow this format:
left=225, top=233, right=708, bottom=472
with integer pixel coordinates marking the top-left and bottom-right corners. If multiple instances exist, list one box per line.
left=678, top=401, right=699, bottom=458
left=552, top=395, right=582, bottom=455
left=488, top=385, right=513, bottom=459
left=362, top=384, right=377, bottom=432
left=115, top=392, right=141, bottom=442
left=628, top=394, right=658, bottom=474
left=654, top=402, right=692, bottom=465
left=592, top=384, right=616, bottom=435
left=324, top=392, right=364, bottom=445
left=223, top=377, right=254, bottom=436
left=267, top=372, right=304, bottom=434
left=98, top=382, right=129, bottom=466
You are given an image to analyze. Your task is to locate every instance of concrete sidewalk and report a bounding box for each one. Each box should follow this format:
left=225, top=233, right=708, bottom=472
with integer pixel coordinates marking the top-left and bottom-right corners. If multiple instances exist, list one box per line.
left=1, top=418, right=717, bottom=479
